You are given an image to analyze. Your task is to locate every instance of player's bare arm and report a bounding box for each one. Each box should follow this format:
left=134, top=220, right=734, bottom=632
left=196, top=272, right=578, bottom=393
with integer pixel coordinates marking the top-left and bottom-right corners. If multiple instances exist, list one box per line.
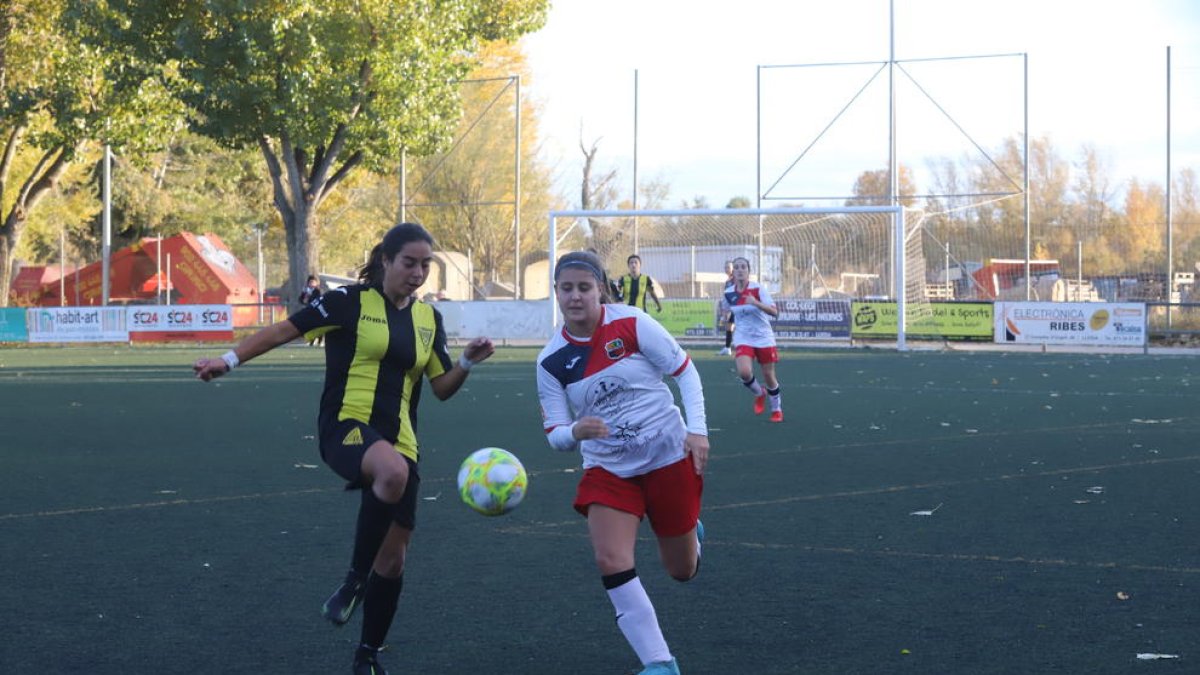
left=193, top=320, right=302, bottom=381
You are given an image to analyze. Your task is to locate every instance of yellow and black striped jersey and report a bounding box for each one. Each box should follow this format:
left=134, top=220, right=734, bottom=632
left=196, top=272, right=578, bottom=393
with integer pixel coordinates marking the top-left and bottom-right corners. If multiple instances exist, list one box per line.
left=289, top=284, right=452, bottom=462
left=616, top=274, right=657, bottom=310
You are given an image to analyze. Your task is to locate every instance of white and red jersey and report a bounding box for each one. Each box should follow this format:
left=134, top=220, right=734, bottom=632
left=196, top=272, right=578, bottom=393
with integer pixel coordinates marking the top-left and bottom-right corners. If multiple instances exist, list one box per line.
left=721, top=281, right=777, bottom=348
left=537, top=304, right=704, bottom=478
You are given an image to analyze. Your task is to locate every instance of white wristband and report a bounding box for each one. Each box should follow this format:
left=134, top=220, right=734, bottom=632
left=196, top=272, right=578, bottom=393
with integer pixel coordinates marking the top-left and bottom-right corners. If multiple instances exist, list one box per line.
left=457, top=353, right=474, bottom=371
left=221, top=351, right=240, bottom=370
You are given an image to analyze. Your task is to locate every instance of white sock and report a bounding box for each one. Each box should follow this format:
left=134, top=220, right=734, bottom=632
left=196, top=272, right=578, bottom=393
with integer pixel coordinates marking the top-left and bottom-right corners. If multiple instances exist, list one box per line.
left=770, top=393, right=782, bottom=411
left=606, top=575, right=672, bottom=665
left=742, top=377, right=764, bottom=397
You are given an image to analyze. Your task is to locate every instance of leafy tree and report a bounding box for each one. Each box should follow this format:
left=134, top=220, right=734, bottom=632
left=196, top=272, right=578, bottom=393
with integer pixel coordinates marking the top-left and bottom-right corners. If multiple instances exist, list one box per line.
left=81, top=0, right=548, bottom=302
left=1, top=0, right=179, bottom=305
left=845, top=165, right=918, bottom=208
left=404, top=40, right=554, bottom=297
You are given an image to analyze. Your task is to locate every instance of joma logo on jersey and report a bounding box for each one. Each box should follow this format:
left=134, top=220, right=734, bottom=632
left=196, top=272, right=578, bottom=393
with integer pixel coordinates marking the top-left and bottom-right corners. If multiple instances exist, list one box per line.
left=359, top=314, right=387, bottom=325
left=605, top=338, right=625, bottom=359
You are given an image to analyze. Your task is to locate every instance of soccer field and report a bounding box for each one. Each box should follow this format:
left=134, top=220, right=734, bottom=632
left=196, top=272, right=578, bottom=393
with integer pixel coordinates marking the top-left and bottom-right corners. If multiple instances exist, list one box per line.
left=0, top=345, right=1196, bottom=674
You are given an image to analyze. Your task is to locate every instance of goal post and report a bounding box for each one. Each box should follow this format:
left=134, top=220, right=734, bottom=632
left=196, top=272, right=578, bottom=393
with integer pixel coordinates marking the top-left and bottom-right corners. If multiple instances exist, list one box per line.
left=548, top=206, right=917, bottom=350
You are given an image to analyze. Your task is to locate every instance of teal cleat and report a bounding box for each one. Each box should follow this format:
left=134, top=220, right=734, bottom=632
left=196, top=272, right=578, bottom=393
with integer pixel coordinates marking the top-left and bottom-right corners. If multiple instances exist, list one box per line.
left=639, top=658, right=681, bottom=675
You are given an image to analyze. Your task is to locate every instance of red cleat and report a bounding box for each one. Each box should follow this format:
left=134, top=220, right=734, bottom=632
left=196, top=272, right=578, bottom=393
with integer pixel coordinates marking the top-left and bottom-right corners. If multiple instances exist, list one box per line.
left=753, top=394, right=766, bottom=415
left=769, top=410, right=784, bottom=423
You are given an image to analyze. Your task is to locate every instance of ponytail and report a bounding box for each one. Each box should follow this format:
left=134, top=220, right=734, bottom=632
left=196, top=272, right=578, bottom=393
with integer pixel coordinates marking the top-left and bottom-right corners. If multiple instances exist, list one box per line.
left=357, top=223, right=435, bottom=286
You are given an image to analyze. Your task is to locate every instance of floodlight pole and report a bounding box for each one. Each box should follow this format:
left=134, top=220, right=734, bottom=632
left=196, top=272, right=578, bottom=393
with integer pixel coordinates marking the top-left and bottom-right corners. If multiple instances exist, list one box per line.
left=514, top=75, right=522, bottom=299
left=102, top=143, right=112, bottom=306
left=1023, top=53, right=1031, bottom=301
left=888, top=0, right=905, bottom=348
left=1166, top=45, right=1173, bottom=327
left=633, top=69, right=639, bottom=254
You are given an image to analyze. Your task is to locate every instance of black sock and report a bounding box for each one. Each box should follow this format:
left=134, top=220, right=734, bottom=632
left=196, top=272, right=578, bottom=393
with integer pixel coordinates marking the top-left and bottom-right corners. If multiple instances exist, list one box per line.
left=360, top=572, right=403, bottom=651
left=601, top=568, right=638, bottom=590
left=767, top=386, right=780, bottom=397
left=725, top=328, right=733, bottom=348
left=351, top=489, right=393, bottom=578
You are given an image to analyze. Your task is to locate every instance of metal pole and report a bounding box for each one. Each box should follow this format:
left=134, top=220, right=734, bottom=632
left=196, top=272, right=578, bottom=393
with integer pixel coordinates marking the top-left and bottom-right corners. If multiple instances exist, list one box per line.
left=888, top=0, right=899, bottom=303
left=60, top=228, right=66, bottom=306
left=166, top=253, right=172, bottom=306
left=156, top=233, right=163, bottom=304
left=1166, top=46, right=1173, bottom=326
left=756, top=65, right=762, bottom=209
left=1023, top=53, right=1031, bottom=300
left=944, top=242, right=950, bottom=291
left=102, top=144, right=112, bottom=305
left=756, top=64, right=765, bottom=285
left=515, top=75, right=522, bottom=299
left=1077, top=240, right=1082, bottom=300
left=256, top=225, right=265, bottom=323
left=633, top=69, right=640, bottom=254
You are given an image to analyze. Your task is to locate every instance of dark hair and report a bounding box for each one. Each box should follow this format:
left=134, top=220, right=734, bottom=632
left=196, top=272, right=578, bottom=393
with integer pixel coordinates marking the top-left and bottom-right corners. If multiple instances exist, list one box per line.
left=732, top=256, right=751, bottom=269
left=555, top=250, right=613, bottom=303
left=627, top=254, right=641, bottom=264
left=358, top=223, right=435, bottom=285
left=306, top=274, right=319, bottom=283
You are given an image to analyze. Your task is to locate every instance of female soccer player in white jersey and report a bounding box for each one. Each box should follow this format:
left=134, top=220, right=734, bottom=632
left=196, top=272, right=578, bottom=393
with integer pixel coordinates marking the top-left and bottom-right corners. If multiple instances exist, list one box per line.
left=721, top=256, right=784, bottom=422
left=536, top=250, right=709, bottom=675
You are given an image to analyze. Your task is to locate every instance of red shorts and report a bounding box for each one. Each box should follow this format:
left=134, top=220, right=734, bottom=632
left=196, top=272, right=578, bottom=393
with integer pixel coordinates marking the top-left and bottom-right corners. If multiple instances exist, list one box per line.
left=735, top=345, right=779, bottom=364
left=573, top=456, right=703, bottom=537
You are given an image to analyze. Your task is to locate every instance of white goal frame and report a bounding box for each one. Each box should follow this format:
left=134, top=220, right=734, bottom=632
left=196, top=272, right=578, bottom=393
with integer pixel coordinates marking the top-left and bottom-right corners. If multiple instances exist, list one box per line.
left=548, top=206, right=911, bottom=350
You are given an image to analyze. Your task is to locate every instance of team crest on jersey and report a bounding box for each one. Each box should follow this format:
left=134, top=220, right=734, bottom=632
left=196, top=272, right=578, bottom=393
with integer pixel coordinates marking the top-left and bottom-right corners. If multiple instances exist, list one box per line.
left=418, top=327, right=433, bottom=348
left=604, top=338, right=625, bottom=360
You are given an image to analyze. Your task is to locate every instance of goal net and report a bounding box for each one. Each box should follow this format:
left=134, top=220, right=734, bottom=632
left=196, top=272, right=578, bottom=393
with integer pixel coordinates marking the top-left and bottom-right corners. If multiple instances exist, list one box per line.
left=548, top=206, right=933, bottom=349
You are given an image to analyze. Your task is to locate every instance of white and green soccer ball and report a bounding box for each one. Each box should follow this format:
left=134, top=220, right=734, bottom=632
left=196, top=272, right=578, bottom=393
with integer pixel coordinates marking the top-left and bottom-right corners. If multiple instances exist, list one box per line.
left=457, top=447, right=528, bottom=516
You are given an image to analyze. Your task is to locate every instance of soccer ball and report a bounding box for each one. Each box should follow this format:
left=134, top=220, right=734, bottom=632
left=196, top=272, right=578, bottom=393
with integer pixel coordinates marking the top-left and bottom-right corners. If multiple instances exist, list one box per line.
left=457, top=447, right=528, bottom=516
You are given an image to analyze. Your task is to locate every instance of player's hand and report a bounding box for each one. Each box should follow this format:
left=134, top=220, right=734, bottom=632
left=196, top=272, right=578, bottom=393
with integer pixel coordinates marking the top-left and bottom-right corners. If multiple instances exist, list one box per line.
left=572, top=416, right=609, bottom=441
left=462, top=336, right=495, bottom=365
left=193, top=357, right=230, bottom=382
left=684, top=433, right=709, bottom=474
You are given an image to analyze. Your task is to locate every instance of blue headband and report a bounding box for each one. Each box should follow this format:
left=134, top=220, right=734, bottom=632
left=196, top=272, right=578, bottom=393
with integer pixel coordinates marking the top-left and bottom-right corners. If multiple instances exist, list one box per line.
left=555, top=259, right=604, bottom=282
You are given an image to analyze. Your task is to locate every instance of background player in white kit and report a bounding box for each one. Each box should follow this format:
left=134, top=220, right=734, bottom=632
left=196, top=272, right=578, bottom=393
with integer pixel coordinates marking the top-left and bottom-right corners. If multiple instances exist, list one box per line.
left=536, top=250, right=709, bottom=675
left=721, top=256, right=784, bottom=422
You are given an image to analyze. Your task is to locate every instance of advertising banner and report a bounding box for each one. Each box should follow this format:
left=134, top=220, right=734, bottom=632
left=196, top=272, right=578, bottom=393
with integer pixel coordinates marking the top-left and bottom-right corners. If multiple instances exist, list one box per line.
left=0, top=308, right=28, bottom=342
left=851, top=301, right=994, bottom=340
left=27, top=307, right=129, bottom=342
left=772, top=298, right=851, bottom=339
left=994, top=302, right=1145, bottom=346
left=658, top=300, right=721, bottom=337
left=127, top=305, right=235, bottom=342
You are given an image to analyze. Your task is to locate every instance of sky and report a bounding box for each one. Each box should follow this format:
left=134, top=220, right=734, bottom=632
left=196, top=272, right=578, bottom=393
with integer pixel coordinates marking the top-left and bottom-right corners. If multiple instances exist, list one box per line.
left=521, top=0, right=1200, bottom=208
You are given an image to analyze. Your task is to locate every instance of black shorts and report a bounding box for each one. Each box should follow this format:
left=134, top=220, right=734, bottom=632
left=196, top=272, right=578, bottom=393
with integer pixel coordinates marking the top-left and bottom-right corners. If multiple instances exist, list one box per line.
left=320, top=419, right=422, bottom=529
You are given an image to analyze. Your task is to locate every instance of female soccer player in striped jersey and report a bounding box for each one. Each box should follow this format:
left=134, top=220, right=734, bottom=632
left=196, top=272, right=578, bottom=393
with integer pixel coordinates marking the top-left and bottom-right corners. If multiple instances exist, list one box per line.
left=721, top=256, right=784, bottom=422
left=536, top=250, right=708, bottom=675
left=194, top=223, right=494, bottom=675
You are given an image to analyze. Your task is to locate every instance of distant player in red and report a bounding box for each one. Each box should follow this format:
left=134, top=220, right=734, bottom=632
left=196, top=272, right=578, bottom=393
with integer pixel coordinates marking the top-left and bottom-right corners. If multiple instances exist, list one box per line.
left=720, top=256, right=783, bottom=422
left=537, top=250, right=708, bottom=675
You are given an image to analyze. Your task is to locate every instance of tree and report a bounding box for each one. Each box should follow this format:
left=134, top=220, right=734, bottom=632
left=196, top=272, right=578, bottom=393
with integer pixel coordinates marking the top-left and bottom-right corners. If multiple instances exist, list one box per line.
left=403, top=40, right=554, bottom=297
left=578, top=136, right=622, bottom=261
left=84, top=0, right=549, bottom=302
left=845, top=165, right=918, bottom=207
left=0, top=0, right=179, bottom=305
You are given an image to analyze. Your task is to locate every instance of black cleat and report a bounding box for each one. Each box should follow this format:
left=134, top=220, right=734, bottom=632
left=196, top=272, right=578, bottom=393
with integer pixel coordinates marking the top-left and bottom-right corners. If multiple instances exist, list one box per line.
left=353, top=647, right=388, bottom=675
left=322, top=570, right=366, bottom=625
